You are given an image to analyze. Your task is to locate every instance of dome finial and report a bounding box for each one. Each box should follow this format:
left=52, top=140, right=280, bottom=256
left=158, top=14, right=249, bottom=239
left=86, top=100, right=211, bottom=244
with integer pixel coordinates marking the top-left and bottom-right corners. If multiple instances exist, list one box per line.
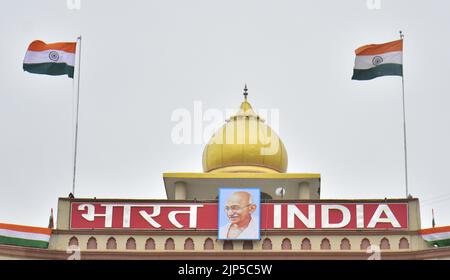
left=243, top=84, right=248, bottom=100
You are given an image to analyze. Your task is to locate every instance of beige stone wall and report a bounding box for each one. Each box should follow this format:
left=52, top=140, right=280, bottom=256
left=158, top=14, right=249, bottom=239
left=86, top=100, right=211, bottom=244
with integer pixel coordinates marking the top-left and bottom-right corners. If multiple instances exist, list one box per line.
left=56, top=199, right=70, bottom=230
left=407, top=199, right=421, bottom=231
left=425, top=256, right=450, bottom=260
left=0, top=255, right=27, bottom=260
left=164, top=176, right=321, bottom=200
left=49, top=233, right=426, bottom=253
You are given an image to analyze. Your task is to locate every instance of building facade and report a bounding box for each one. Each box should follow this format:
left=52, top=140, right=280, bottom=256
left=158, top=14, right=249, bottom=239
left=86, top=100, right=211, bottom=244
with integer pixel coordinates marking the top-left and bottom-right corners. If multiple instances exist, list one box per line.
left=1, top=96, right=449, bottom=260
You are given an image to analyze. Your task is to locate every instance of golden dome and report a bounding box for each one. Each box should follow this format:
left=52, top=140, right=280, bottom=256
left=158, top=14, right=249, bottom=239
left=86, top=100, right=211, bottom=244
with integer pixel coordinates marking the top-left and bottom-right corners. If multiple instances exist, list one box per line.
left=202, top=89, right=288, bottom=173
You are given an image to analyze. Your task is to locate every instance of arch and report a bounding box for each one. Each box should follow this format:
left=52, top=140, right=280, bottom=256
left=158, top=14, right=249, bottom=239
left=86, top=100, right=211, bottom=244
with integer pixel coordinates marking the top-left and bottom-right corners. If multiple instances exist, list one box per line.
left=126, top=237, right=136, bottom=250
left=262, top=238, right=272, bottom=250
left=399, top=237, right=409, bottom=249
left=203, top=238, right=214, bottom=250
left=223, top=240, right=233, bottom=250
left=184, top=238, right=195, bottom=250
left=68, top=236, right=79, bottom=247
left=106, top=237, right=117, bottom=250
left=87, top=237, right=97, bottom=250
left=261, top=192, right=273, bottom=200
left=281, top=238, right=292, bottom=250
left=360, top=238, right=371, bottom=250
left=301, top=238, right=311, bottom=250
left=340, top=238, right=351, bottom=250
left=243, top=240, right=253, bottom=250
left=380, top=238, right=390, bottom=250
left=165, top=238, right=175, bottom=250
left=145, top=238, right=155, bottom=250
left=320, top=238, right=331, bottom=250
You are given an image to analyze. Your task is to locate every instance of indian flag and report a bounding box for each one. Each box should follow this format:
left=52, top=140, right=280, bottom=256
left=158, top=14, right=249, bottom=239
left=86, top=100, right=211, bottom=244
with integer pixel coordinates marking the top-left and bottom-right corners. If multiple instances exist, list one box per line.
left=23, top=40, right=77, bottom=78
left=0, top=223, right=52, bottom=249
left=352, top=39, right=403, bottom=80
left=419, top=226, right=450, bottom=248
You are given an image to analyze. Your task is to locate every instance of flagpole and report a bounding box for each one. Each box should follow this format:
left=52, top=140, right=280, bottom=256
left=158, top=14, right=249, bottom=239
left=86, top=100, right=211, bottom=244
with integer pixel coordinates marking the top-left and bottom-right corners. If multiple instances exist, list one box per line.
left=432, top=208, right=436, bottom=228
left=399, top=30, right=409, bottom=198
left=72, top=35, right=82, bottom=196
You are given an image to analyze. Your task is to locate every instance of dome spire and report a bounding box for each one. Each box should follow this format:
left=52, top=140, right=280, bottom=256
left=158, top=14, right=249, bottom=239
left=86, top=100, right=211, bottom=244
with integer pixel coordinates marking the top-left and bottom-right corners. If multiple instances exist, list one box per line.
left=243, top=84, right=248, bottom=101
left=231, top=84, right=260, bottom=121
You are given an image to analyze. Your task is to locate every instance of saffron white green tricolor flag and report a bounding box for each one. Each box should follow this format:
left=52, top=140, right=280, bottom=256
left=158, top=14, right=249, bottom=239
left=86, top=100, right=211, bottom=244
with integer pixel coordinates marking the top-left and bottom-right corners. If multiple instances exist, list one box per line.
left=419, top=226, right=450, bottom=248
left=352, top=39, right=403, bottom=80
left=0, top=223, right=52, bottom=249
left=23, top=40, right=77, bottom=78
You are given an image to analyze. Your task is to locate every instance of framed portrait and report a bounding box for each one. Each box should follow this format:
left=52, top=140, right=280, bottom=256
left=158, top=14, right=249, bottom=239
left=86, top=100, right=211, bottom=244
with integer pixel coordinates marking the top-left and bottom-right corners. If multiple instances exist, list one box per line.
left=218, top=188, right=261, bottom=240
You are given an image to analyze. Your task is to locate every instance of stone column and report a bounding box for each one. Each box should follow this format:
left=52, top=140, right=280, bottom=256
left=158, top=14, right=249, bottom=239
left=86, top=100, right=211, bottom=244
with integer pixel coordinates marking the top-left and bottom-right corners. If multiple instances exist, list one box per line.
left=298, top=181, right=311, bottom=199
left=56, top=199, right=71, bottom=230
left=174, top=181, right=187, bottom=200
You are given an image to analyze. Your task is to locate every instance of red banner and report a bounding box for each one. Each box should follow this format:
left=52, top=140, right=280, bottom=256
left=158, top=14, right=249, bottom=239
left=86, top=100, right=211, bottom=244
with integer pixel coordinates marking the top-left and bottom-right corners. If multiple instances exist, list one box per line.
left=70, top=202, right=408, bottom=230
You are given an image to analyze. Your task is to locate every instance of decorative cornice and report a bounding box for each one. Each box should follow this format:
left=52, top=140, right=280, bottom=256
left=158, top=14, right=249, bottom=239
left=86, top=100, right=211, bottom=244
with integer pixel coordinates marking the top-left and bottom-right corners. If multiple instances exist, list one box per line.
left=163, top=172, right=321, bottom=179
left=1, top=244, right=450, bottom=260
left=52, top=229, right=420, bottom=236
left=58, top=198, right=418, bottom=203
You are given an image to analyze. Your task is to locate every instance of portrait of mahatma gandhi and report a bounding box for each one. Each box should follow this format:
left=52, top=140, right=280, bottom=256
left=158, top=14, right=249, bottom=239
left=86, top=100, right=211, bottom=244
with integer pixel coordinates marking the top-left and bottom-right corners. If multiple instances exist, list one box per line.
left=218, top=190, right=260, bottom=240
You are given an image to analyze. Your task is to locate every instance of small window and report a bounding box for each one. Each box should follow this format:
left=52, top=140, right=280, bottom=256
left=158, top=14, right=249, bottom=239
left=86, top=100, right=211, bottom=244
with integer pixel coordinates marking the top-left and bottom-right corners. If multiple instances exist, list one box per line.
left=223, top=240, right=233, bottom=250
left=281, top=238, right=292, bottom=250
left=243, top=240, right=253, bottom=250
left=320, top=238, right=331, bottom=250
left=184, top=238, right=195, bottom=250
left=399, top=237, right=409, bottom=249
left=106, top=237, right=117, bottom=250
left=340, top=238, right=351, bottom=250
left=301, top=238, right=311, bottom=250
left=165, top=238, right=175, bottom=250
left=87, top=237, right=97, bottom=250
left=360, top=238, right=371, bottom=250
left=262, top=238, right=272, bottom=250
left=203, top=238, right=214, bottom=250
left=68, top=236, right=79, bottom=247
left=380, top=238, right=390, bottom=250
left=126, top=237, right=136, bottom=250
left=145, top=238, right=155, bottom=250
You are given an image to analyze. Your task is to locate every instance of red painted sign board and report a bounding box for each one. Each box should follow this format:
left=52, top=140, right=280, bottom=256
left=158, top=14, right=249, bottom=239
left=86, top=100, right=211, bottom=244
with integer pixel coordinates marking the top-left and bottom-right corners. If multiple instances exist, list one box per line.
left=70, top=202, right=408, bottom=230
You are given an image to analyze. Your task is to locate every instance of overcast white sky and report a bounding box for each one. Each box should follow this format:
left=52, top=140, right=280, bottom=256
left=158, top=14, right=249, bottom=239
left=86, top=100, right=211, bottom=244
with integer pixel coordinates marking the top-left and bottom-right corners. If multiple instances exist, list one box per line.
left=0, top=0, right=449, bottom=229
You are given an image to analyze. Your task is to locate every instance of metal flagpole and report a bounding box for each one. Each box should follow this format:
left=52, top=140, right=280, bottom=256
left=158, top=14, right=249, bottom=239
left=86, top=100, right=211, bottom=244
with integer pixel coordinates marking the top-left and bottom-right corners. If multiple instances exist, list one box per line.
left=432, top=208, right=436, bottom=228
left=399, top=30, right=409, bottom=198
left=72, top=35, right=82, bottom=196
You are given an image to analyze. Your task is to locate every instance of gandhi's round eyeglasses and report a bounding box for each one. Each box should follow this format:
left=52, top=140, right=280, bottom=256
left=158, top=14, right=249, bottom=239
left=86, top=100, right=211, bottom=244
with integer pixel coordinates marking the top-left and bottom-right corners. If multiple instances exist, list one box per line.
left=224, top=204, right=251, bottom=212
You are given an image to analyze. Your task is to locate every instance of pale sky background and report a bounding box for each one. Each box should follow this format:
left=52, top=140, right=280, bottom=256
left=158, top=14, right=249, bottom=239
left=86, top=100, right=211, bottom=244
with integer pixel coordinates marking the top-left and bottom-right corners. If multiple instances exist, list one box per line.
left=0, top=0, right=449, bottom=229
